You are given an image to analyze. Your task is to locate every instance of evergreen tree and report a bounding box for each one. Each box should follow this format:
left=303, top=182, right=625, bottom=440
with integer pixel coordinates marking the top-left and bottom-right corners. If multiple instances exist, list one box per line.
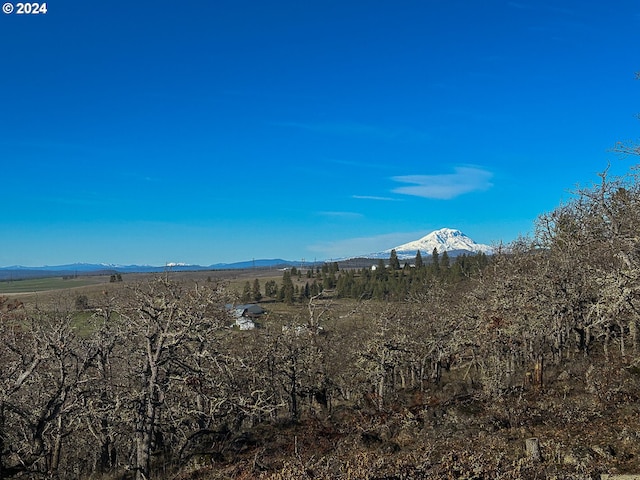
left=241, top=281, right=251, bottom=303
left=252, top=278, right=262, bottom=302
left=477, top=251, right=489, bottom=269
left=280, top=270, right=295, bottom=304
left=310, top=280, right=320, bottom=296
left=431, top=248, right=440, bottom=275
left=389, top=249, right=401, bottom=270
left=264, top=280, right=278, bottom=297
left=451, top=254, right=465, bottom=279
left=415, top=249, right=424, bottom=268
left=323, top=272, right=336, bottom=290
left=440, top=250, right=450, bottom=269
left=375, top=259, right=387, bottom=279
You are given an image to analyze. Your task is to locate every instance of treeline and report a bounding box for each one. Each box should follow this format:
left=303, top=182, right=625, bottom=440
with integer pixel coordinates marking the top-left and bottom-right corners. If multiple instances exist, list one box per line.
left=244, top=251, right=490, bottom=305
left=333, top=249, right=489, bottom=300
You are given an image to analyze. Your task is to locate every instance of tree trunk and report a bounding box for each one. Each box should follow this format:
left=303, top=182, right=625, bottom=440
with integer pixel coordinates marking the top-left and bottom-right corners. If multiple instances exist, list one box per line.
left=585, top=326, right=592, bottom=355
left=525, top=437, right=542, bottom=461
left=505, top=353, right=516, bottom=388
left=136, top=344, right=160, bottom=480
left=377, top=372, right=385, bottom=411
left=431, top=359, right=441, bottom=384
left=290, top=361, right=298, bottom=421
left=50, top=416, right=64, bottom=474
left=554, top=326, right=565, bottom=364
left=619, top=320, right=626, bottom=357
left=136, top=396, right=156, bottom=480
left=533, top=355, right=543, bottom=390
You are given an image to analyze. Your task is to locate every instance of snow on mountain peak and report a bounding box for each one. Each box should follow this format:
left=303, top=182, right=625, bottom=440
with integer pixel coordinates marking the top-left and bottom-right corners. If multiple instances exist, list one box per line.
left=388, top=228, right=493, bottom=257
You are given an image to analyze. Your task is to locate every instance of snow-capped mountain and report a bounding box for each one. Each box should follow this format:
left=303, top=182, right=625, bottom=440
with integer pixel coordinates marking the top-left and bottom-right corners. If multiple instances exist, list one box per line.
left=364, top=228, right=493, bottom=260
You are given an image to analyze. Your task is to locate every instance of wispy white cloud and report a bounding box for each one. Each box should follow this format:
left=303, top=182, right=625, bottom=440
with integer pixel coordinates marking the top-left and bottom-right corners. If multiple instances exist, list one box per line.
left=352, top=195, right=399, bottom=201
left=392, top=166, right=493, bottom=200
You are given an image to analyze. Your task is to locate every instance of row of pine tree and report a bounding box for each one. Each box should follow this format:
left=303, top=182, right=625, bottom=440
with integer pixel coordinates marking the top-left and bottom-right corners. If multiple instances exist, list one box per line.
left=241, top=249, right=490, bottom=304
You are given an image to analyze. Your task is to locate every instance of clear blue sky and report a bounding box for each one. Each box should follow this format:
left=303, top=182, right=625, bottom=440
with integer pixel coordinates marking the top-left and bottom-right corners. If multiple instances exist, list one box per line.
left=1, top=1, right=638, bottom=266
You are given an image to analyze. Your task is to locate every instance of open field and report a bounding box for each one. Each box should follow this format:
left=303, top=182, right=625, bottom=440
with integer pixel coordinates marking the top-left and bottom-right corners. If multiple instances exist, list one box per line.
left=0, top=275, right=111, bottom=294
left=0, top=267, right=307, bottom=303
left=0, top=269, right=297, bottom=315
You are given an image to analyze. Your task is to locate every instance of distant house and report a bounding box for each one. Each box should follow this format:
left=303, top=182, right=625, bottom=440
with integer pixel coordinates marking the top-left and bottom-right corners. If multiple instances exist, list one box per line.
left=235, top=317, right=256, bottom=330
left=234, top=304, right=265, bottom=317
left=227, top=304, right=265, bottom=330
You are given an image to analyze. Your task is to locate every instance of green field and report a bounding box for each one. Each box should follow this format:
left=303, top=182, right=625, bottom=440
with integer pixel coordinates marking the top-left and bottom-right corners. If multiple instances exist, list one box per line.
left=0, top=277, right=103, bottom=294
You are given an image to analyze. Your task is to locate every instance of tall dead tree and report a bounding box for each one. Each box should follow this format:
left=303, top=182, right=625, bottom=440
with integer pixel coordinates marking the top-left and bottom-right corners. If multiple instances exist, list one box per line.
left=114, top=277, right=229, bottom=480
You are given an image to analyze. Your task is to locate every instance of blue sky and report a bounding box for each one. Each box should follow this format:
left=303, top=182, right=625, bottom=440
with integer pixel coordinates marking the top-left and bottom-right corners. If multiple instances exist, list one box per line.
left=1, top=1, right=639, bottom=266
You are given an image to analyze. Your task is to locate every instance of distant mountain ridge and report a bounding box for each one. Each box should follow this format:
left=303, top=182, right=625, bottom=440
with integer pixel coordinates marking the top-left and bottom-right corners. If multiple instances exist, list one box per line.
left=0, top=228, right=492, bottom=281
left=0, top=260, right=309, bottom=281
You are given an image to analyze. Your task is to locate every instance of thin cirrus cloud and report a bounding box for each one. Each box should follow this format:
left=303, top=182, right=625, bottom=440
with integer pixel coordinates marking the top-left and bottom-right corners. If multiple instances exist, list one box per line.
left=392, top=166, right=494, bottom=200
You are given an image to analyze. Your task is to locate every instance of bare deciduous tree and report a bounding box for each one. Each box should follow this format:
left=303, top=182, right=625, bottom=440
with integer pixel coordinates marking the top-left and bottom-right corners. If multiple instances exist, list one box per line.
left=0, top=310, right=98, bottom=478
left=113, top=277, right=230, bottom=480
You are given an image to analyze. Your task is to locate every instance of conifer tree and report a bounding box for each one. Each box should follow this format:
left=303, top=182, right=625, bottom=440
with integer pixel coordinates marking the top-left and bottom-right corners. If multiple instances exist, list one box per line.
left=310, top=280, right=320, bottom=296
left=252, top=278, right=262, bottom=302
left=432, top=248, right=440, bottom=275
left=440, top=250, right=450, bottom=270
left=241, top=281, right=251, bottom=302
left=415, top=249, right=424, bottom=268
left=264, top=280, right=278, bottom=297
left=375, top=259, right=387, bottom=279
left=389, top=249, right=401, bottom=270
left=280, top=270, right=295, bottom=304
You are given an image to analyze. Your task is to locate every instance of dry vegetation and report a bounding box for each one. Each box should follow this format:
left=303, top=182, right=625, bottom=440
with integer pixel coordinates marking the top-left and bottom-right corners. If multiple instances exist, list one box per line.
left=2, top=164, right=640, bottom=480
